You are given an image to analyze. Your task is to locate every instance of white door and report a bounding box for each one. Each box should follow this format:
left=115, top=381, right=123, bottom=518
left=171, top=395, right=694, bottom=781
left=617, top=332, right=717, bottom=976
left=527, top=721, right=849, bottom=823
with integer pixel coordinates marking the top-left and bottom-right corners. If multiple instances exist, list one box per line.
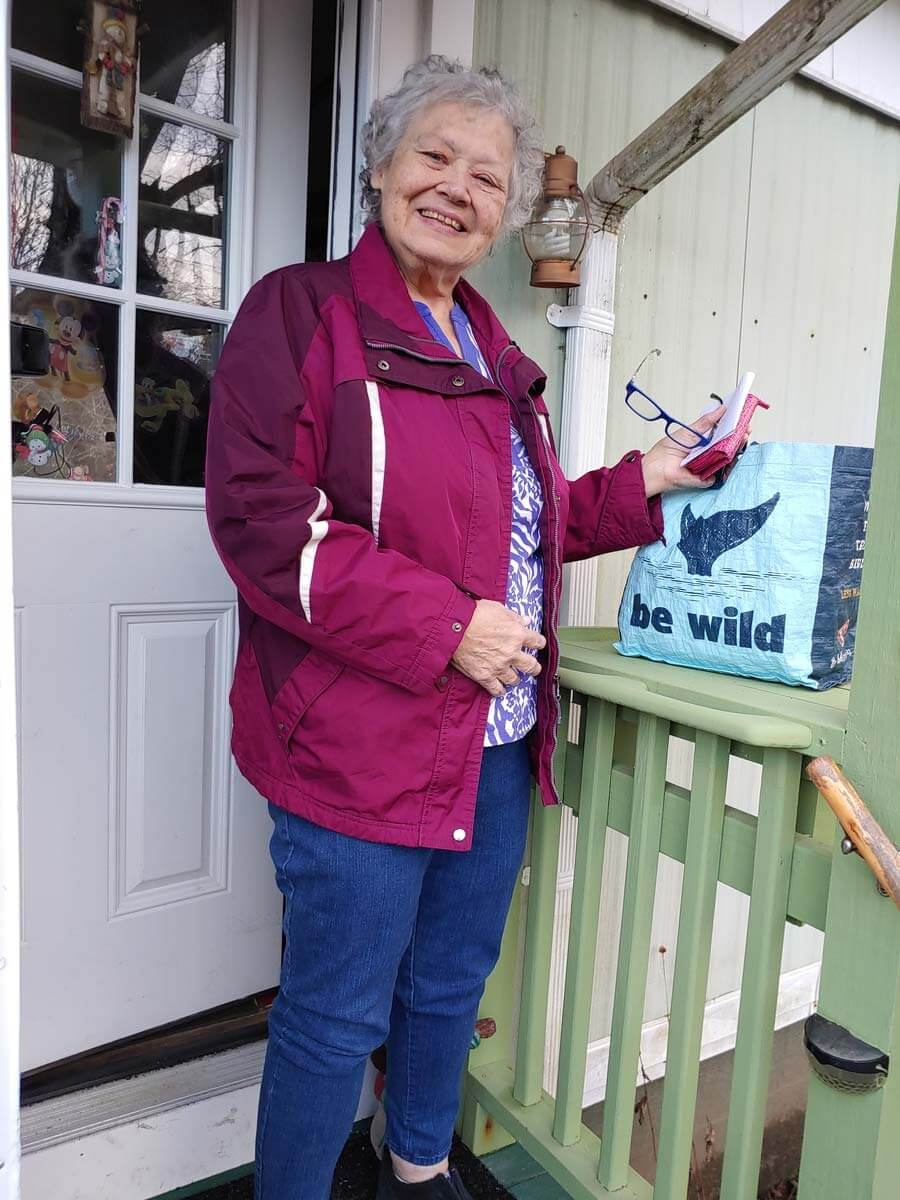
left=9, top=0, right=285, bottom=1070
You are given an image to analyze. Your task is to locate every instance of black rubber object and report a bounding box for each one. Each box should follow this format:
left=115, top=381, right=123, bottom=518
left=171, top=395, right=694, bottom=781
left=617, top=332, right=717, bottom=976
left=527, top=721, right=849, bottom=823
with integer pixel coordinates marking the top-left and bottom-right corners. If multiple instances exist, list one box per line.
left=804, top=1013, right=889, bottom=1081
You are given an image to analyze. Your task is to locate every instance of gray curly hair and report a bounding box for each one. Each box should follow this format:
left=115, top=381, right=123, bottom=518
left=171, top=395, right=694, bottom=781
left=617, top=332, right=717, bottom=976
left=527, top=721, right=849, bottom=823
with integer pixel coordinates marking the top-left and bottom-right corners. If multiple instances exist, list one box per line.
left=359, top=56, right=545, bottom=240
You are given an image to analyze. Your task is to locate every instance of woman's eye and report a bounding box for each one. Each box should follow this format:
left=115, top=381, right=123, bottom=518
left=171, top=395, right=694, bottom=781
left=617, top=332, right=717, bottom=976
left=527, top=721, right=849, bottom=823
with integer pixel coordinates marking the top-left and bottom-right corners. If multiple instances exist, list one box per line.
left=424, top=151, right=445, bottom=163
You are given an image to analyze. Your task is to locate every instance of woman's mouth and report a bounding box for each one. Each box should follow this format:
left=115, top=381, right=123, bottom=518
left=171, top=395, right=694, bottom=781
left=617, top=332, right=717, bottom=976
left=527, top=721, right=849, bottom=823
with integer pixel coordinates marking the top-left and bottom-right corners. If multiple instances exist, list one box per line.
left=418, top=208, right=466, bottom=234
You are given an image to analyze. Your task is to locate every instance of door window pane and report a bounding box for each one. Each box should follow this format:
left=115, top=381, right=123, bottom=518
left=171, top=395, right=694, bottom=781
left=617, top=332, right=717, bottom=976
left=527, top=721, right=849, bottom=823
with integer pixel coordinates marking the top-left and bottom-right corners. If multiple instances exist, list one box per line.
left=133, top=310, right=224, bottom=486
left=11, top=287, right=119, bottom=482
left=12, top=1, right=84, bottom=71
left=140, top=0, right=233, bottom=122
left=13, top=1, right=232, bottom=121
left=138, top=116, right=229, bottom=308
left=11, top=71, right=123, bottom=287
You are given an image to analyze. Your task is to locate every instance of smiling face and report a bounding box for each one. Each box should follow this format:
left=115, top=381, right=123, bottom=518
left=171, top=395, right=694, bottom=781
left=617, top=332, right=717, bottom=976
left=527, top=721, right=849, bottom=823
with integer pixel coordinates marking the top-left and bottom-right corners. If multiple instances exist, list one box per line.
left=371, top=101, right=515, bottom=286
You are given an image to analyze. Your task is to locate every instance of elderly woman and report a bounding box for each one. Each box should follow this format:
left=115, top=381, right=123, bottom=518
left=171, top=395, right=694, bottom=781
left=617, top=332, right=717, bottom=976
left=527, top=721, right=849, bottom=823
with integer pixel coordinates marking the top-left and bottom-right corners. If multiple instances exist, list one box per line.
left=206, top=56, right=717, bottom=1200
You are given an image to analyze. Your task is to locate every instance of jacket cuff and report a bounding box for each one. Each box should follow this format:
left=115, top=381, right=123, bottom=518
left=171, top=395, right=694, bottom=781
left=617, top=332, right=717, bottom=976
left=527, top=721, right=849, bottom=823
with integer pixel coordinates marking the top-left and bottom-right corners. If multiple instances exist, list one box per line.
left=596, top=451, right=664, bottom=549
left=402, top=587, right=478, bottom=693
left=647, top=493, right=665, bottom=541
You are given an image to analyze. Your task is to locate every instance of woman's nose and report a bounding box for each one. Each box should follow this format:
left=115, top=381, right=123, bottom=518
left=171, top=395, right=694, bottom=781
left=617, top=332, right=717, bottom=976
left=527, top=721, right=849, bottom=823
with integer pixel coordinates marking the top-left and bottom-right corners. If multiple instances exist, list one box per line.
left=436, top=168, right=470, bottom=206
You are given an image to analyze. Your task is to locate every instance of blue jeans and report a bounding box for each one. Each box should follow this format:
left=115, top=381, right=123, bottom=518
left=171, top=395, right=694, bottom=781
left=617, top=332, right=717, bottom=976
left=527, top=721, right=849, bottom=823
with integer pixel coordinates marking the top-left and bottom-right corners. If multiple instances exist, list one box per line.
left=254, top=740, right=532, bottom=1200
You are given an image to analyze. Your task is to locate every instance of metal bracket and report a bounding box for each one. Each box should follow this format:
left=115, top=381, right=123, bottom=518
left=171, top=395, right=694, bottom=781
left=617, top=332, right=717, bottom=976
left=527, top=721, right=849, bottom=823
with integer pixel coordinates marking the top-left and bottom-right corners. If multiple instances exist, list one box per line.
left=841, top=835, right=900, bottom=899
left=546, top=303, right=616, bottom=336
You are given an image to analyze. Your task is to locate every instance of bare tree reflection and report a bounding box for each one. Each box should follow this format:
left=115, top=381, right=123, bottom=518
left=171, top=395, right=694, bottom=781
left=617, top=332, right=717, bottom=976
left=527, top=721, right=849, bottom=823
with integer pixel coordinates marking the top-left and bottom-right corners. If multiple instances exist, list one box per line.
left=10, top=155, right=54, bottom=271
left=172, top=44, right=226, bottom=120
left=10, top=70, right=121, bottom=286
left=138, top=117, right=227, bottom=308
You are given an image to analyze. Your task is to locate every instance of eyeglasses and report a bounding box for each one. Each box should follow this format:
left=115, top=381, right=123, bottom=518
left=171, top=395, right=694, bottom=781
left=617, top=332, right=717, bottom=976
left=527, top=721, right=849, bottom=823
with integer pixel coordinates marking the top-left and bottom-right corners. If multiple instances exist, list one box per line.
left=624, top=349, right=714, bottom=450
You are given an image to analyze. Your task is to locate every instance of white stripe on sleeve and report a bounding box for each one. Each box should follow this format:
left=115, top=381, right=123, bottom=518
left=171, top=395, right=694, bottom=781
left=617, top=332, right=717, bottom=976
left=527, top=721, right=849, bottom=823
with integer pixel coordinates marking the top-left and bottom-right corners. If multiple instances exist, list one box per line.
left=537, top=413, right=553, bottom=447
left=298, top=488, right=329, bottom=623
left=365, top=380, right=386, bottom=543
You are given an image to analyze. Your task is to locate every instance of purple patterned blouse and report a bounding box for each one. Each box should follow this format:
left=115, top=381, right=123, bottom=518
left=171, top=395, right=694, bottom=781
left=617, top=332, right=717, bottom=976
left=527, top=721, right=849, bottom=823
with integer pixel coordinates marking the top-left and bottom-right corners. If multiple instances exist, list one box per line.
left=414, top=301, right=545, bottom=745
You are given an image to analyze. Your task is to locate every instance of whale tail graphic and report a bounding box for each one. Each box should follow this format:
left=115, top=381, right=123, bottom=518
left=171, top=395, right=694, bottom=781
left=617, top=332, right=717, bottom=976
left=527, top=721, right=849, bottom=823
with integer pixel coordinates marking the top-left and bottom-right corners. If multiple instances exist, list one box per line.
left=678, top=493, right=780, bottom=576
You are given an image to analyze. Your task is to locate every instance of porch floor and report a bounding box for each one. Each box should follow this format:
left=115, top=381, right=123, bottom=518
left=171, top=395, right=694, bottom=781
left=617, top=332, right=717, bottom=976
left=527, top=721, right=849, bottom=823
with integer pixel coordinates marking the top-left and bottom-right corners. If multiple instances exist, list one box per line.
left=154, top=1135, right=559, bottom=1200
left=481, top=1144, right=569, bottom=1198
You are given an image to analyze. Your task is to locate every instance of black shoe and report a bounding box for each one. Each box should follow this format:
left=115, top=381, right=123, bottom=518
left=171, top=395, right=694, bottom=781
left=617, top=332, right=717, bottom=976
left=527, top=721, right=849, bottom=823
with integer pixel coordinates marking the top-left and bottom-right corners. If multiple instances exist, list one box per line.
left=376, top=1148, right=473, bottom=1200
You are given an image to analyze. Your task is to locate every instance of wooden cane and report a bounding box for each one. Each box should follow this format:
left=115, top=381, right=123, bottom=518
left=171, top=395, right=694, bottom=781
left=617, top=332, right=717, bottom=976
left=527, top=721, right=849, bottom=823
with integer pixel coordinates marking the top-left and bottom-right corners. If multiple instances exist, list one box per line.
left=805, top=756, right=900, bottom=910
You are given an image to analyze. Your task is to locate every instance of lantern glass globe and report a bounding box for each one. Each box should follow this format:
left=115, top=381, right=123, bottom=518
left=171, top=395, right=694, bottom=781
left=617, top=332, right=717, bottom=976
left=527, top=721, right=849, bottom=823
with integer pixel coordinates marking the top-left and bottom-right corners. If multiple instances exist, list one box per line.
left=523, top=195, right=590, bottom=263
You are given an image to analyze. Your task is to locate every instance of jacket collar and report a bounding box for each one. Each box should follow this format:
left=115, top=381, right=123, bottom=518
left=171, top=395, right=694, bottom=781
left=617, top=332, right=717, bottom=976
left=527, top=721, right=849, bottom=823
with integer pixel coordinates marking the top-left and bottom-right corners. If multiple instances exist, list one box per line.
left=349, top=224, right=515, bottom=365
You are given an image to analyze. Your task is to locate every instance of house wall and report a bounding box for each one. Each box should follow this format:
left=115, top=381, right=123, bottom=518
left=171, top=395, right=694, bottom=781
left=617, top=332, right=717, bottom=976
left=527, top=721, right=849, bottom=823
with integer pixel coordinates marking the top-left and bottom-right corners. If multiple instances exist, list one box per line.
left=376, top=0, right=478, bottom=97
left=469, top=0, right=900, bottom=1062
left=253, top=0, right=313, bottom=277
left=649, top=0, right=900, bottom=120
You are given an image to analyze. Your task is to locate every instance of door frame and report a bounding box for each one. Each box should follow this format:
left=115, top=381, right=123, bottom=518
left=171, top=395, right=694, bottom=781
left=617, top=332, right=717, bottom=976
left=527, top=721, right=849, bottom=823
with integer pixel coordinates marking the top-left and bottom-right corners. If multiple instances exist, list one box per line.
left=328, top=0, right=380, bottom=259
left=1, top=0, right=23, bottom=1190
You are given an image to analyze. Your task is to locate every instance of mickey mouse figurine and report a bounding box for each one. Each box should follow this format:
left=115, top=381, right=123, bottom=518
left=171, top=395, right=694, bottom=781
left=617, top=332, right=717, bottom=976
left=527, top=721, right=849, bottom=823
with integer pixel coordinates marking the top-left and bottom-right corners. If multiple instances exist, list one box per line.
left=49, top=301, right=82, bottom=383
left=48, top=300, right=98, bottom=384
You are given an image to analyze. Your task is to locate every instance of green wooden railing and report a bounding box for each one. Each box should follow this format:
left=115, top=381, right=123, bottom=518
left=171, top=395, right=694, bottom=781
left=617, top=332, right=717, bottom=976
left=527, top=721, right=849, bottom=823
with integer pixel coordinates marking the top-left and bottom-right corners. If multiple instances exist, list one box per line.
left=462, top=632, right=837, bottom=1200
left=460, top=197, right=900, bottom=1198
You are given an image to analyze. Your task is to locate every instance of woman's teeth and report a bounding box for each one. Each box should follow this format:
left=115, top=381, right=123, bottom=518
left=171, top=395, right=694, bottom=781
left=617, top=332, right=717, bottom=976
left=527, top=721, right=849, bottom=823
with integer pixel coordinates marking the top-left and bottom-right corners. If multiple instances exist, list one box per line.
left=420, top=209, right=464, bottom=231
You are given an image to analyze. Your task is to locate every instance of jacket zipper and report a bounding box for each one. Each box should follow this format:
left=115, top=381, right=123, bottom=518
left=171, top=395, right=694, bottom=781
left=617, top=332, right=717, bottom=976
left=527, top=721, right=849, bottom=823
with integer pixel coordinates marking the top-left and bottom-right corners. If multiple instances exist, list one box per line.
left=528, top=394, right=562, bottom=801
left=372, top=334, right=561, bottom=797
left=495, top=344, right=563, bottom=801
left=365, top=339, right=467, bottom=368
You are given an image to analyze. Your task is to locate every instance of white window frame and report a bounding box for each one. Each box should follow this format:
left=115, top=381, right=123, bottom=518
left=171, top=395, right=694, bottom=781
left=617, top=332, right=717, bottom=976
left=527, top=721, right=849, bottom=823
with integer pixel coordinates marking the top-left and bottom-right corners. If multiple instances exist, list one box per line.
left=8, top=0, right=260, bottom=511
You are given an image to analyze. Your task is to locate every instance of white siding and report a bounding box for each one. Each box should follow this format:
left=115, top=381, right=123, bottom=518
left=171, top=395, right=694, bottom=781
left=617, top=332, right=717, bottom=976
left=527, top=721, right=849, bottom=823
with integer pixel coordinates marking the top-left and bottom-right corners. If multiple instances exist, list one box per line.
left=649, top=0, right=900, bottom=119
left=472, top=0, right=900, bottom=1077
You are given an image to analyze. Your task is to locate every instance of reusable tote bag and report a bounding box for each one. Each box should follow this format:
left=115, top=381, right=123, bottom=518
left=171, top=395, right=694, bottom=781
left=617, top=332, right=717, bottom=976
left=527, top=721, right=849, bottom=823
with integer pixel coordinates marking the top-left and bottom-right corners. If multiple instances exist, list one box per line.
left=616, top=442, right=872, bottom=689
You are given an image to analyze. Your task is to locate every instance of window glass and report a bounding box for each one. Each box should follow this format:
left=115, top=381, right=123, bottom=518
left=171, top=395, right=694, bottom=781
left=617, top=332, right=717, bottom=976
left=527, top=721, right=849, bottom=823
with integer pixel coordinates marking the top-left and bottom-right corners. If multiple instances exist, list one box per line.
left=11, top=1, right=84, bottom=71
left=140, top=0, right=233, bottom=122
left=10, top=70, right=123, bottom=287
left=138, top=115, right=229, bottom=308
left=133, top=309, right=224, bottom=486
left=11, top=286, right=119, bottom=482
left=12, top=1, right=233, bottom=121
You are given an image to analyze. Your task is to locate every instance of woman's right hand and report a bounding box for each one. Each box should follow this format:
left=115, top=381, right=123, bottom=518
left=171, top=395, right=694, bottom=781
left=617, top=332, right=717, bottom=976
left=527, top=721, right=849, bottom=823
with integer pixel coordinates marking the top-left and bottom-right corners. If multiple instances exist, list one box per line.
left=451, top=600, right=546, bottom=697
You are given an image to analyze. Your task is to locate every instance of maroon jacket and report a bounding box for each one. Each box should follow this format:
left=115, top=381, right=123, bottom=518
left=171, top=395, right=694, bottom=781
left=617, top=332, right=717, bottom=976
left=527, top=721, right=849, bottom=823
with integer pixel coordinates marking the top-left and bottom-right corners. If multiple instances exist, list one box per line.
left=205, top=225, right=662, bottom=850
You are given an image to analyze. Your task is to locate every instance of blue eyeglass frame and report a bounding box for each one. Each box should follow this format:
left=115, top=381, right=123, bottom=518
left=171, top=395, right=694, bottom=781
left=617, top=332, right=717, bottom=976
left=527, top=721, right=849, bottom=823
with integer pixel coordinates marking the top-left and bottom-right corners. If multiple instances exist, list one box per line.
left=624, top=379, right=714, bottom=449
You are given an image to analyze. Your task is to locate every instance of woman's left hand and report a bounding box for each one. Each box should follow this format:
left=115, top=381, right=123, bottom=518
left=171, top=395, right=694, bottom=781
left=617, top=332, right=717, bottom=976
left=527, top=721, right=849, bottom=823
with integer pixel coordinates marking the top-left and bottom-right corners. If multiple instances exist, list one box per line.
left=640, top=406, right=726, bottom=497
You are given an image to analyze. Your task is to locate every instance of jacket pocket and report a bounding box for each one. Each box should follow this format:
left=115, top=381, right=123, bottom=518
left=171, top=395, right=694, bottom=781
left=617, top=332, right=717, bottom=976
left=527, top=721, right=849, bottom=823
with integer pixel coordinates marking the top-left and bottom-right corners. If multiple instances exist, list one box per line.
left=270, top=646, right=344, bottom=755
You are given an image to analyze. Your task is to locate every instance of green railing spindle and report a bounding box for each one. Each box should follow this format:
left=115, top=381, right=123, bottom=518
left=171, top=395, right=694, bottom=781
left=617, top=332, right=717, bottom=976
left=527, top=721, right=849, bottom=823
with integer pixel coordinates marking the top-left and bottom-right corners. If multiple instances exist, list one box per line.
left=465, top=627, right=859, bottom=1200
left=719, top=747, right=802, bottom=1200
left=552, top=699, right=617, bottom=1145
left=597, top=712, right=670, bottom=1190
left=514, top=792, right=563, bottom=1107
left=653, top=731, right=731, bottom=1199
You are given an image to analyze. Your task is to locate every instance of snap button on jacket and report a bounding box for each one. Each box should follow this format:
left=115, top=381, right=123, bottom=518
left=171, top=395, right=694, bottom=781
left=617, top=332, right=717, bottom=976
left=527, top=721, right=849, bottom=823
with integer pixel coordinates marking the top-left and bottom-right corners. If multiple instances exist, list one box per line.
left=205, top=226, right=663, bottom=850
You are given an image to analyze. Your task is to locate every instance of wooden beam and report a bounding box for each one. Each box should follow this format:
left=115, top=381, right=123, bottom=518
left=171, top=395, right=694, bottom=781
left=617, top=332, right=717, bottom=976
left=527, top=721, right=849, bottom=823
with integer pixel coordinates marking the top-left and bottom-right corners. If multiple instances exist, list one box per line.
left=584, top=0, right=888, bottom=224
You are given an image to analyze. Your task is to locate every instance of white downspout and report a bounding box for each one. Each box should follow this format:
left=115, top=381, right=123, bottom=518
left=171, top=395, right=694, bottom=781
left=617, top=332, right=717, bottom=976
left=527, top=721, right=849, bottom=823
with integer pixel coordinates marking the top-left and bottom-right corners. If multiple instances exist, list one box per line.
left=0, top=0, right=22, bottom=1193
left=539, top=221, right=621, bottom=1093
left=550, top=227, right=620, bottom=627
